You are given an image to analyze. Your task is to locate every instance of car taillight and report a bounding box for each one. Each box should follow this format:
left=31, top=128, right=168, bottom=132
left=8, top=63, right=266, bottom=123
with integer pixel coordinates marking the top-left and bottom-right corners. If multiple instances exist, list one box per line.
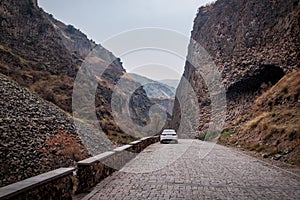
left=161, top=134, right=166, bottom=136
left=172, top=134, right=176, bottom=136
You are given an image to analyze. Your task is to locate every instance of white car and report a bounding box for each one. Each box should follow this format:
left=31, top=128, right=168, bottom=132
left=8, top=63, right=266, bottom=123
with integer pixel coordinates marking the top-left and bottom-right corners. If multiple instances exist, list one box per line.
left=160, top=129, right=178, bottom=144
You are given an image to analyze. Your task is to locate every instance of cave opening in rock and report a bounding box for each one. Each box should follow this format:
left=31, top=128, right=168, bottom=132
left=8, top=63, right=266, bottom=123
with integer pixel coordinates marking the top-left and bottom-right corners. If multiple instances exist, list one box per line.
left=227, top=64, right=285, bottom=99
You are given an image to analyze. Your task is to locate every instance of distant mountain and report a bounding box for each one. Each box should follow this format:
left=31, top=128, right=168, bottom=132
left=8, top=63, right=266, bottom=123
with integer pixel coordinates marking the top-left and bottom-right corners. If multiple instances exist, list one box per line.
left=129, top=73, right=176, bottom=99
left=129, top=73, right=177, bottom=116
left=159, top=79, right=180, bottom=89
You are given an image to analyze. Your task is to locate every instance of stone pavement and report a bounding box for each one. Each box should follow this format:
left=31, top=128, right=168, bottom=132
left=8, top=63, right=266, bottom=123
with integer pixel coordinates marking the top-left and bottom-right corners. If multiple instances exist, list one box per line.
left=83, top=140, right=300, bottom=200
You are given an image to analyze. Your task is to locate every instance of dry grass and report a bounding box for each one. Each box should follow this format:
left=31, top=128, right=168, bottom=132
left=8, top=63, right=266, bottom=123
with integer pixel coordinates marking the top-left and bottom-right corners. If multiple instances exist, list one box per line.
left=219, top=70, right=300, bottom=166
left=39, top=130, right=89, bottom=162
left=241, top=112, right=269, bottom=131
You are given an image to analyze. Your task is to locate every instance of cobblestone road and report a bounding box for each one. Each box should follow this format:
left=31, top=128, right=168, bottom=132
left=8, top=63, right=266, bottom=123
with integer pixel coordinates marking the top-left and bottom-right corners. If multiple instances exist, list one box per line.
left=85, top=140, right=300, bottom=200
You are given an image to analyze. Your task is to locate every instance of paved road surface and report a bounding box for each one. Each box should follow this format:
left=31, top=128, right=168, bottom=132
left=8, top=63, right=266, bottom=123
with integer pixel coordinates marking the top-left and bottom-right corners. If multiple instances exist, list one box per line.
left=84, top=139, right=300, bottom=200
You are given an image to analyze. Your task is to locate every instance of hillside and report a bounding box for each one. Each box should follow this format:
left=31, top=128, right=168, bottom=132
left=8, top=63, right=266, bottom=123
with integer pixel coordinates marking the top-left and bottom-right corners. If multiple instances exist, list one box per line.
left=220, top=70, right=300, bottom=165
left=0, top=75, right=90, bottom=187
left=0, top=0, right=153, bottom=144
left=0, top=0, right=156, bottom=187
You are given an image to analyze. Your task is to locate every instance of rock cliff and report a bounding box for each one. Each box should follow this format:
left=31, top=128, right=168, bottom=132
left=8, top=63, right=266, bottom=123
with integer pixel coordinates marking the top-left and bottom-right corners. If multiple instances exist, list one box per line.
left=172, top=0, right=300, bottom=136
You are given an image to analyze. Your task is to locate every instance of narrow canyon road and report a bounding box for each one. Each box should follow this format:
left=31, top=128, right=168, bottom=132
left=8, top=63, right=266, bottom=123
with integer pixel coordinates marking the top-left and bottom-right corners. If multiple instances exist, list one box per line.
left=84, top=140, right=300, bottom=200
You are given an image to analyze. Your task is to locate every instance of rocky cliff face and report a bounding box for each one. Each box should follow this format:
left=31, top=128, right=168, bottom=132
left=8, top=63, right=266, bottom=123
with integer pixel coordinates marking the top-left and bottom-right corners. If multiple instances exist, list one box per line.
left=172, top=0, right=300, bottom=136
left=48, top=13, right=124, bottom=70
left=0, top=0, right=78, bottom=112
left=0, top=0, right=153, bottom=145
left=0, top=0, right=77, bottom=76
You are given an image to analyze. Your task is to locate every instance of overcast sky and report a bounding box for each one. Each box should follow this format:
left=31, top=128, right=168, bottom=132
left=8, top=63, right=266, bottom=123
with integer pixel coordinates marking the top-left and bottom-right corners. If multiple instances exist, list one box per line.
left=38, top=0, right=214, bottom=80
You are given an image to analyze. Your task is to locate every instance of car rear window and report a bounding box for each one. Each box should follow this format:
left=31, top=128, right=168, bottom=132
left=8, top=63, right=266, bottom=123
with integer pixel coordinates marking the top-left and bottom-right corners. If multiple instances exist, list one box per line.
left=162, top=130, right=176, bottom=135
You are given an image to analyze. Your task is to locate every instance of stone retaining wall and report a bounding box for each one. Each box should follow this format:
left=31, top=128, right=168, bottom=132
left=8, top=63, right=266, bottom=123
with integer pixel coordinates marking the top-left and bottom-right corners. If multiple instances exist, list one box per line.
left=0, top=168, right=75, bottom=200
left=76, top=136, right=159, bottom=193
left=0, top=136, right=160, bottom=199
left=76, top=151, right=116, bottom=193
